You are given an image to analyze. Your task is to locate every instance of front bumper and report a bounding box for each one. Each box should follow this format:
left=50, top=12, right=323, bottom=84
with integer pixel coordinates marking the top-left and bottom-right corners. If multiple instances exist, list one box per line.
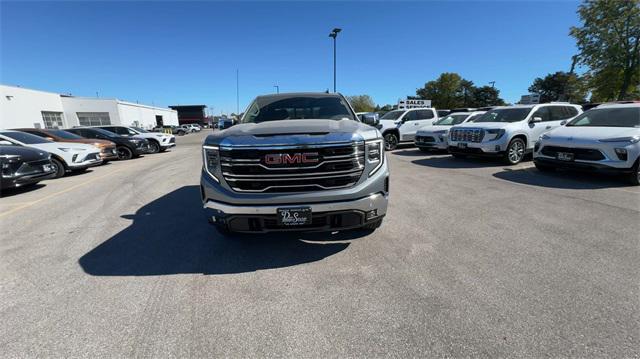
left=67, top=153, right=103, bottom=169
left=415, top=134, right=448, bottom=150
left=533, top=157, right=635, bottom=173
left=447, top=137, right=510, bottom=156
left=100, top=147, right=119, bottom=161
left=203, top=193, right=388, bottom=233
left=1, top=170, right=56, bottom=189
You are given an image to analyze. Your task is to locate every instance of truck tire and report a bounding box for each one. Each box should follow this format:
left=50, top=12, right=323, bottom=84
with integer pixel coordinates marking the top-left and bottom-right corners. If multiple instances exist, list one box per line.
left=50, top=158, right=66, bottom=178
left=626, top=160, right=639, bottom=186
left=116, top=146, right=133, bottom=160
left=504, top=138, right=526, bottom=165
left=384, top=133, right=398, bottom=151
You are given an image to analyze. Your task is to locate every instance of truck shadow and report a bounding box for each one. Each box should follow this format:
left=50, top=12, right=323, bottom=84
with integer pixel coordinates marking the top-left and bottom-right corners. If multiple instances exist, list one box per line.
left=411, top=156, right=515, bottom=169
left=78, top=186, right=364, bottom=276
left=493, top=167, right=631, bottom=189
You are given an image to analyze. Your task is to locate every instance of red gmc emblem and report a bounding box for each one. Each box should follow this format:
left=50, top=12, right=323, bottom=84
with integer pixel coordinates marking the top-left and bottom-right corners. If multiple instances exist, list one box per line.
left=264, top=152, right=319, bottom=165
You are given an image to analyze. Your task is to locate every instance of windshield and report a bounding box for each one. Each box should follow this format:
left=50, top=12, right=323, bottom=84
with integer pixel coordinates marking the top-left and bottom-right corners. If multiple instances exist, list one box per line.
left=474, top=108, right=531, bottom=123
left=567, top=107, right=640, bottom=128
left=242, top=96, right=355, bottom=123
left=47, top=129, right=83, bottom=140
left=435, top=114, right=469, bottom=126
left=380, top=110, right=405, bottom=120
left=132, top=127, right=148, bottom=133
left=1, top=131, right=52, bottom=144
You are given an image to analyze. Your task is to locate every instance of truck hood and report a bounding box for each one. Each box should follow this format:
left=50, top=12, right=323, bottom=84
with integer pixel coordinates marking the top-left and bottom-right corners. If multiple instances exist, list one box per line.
left=452, top=122, right=513, bottom=130
left=546, top=126, right=640, bottom=141
left=417, top=125, right=451, bottom=134
left=29, top=142, right=99, bottom=153
left=204, top=119, right=380, bottom=146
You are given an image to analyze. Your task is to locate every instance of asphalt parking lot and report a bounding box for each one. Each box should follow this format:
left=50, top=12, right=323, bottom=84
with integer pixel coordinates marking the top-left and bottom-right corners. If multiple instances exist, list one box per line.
left=1, top=131, right=638, bottom=357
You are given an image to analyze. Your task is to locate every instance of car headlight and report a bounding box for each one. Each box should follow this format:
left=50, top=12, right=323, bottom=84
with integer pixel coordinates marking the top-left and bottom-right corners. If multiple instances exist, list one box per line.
left=58, top=147, right=86, bottom=152
left=486, top=129, right=505, bottom=141
left=365, top=139, right=384, bottom=176
left=432, top=130, right=447, bottom=135
left=202, top=145, right=220, bottom=182
left=599, top=135, right=640, bottom=144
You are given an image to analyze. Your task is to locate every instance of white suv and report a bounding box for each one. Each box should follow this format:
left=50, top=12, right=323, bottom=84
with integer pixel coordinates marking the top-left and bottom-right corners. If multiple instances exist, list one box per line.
left=378, top=108, right=439, bottom=150
left=415, top=111, right=485, bottom=151
left=533, top=102, right=640, bottom=185
left=0, top=130, right=102, bottom=178
left=447, top=103, right=582, bottom=164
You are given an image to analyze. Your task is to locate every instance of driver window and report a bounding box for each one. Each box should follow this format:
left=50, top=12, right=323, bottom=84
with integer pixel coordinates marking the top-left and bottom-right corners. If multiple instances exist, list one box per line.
left=531, top=107, right=551, bottom=122
left=127, top=128, right=137, bottom=136
left=403, top=111, right=418, bottom=121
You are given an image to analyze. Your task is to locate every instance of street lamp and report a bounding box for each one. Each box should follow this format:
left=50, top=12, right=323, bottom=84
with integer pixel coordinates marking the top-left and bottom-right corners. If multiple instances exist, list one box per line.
left=274, top=85, right=279, bottom=94
left=329, top=28, right=341, bottom=93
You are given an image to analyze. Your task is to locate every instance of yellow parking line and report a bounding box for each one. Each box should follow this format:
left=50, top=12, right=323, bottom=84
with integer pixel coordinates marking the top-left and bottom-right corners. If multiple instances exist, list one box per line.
left=0, top=163, right=137, bottom=219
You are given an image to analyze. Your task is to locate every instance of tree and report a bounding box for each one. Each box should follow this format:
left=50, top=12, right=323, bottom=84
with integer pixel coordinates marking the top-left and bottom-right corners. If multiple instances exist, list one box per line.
left=471, top=86, right=507, bottom=107
left=415, top=72, right=506, bottom=108
left=346, top=95, right=376, bottom=112
left=570, top=0, right=640, bottom=100
left=528, top=71, right=588, bottom=103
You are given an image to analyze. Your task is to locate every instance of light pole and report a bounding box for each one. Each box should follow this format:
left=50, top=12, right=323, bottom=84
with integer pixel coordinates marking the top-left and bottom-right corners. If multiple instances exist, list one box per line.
left=236, top=69, right=240, bottom=114
left=329, top=28, right=341, bottom=93
left=274, top=85, right=279, bottom=94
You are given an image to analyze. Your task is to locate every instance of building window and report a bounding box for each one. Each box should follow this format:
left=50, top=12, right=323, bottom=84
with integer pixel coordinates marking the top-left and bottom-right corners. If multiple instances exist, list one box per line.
left=41, top=111, right=64, bottom=129
left=77, top=112, right=111, bottom=126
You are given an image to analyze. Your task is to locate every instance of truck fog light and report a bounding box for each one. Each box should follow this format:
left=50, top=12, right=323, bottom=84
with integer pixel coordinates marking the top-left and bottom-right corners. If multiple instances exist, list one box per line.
left=614, top=148, right=628, bottom=161
left=365, top=209, right=378, bottom=220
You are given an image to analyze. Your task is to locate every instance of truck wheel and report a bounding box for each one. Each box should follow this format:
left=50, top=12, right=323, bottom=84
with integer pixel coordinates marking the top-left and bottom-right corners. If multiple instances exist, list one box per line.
left=504, top=138, right=526, bottom=165
left=50, top=158, right=66, bottom=178
left=148, top=140, right=160, bottom=154
left=362, top=219, right=383, bottom=230
left=384, top=133, right=398, bottom=151
left=534, top=162, right=555, bottom=172
left=116, top=146, right=133, bottom=160
left=626, top=160, right=639, bottom=186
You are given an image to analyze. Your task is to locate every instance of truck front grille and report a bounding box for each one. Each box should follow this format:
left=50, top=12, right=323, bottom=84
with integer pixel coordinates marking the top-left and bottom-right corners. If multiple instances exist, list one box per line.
left=220, top=142, right=365, bottom=193
left=450, top=128, right=484, bottom=143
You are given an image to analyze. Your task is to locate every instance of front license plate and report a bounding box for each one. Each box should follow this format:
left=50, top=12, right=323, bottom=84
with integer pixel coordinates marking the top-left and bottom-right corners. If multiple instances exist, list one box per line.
left=557, top=152, right=574, bottom=161
left=458, top=142, right=467, bottom=149
left=277, top=207, right=311, bottom=226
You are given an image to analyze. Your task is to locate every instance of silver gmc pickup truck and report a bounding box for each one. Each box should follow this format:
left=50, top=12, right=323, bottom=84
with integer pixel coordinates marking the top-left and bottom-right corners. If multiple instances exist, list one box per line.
left=200, top=92, right=389, bottom=233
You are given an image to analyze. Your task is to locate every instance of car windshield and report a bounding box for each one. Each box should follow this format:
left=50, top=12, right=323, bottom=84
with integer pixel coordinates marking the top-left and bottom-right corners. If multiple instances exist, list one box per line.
left=47, top=130, right=83, bottom=139
left=1, top=131, right=52, bottom=144
left=435, top=114, right=469, bottom=126
left=567, top=107, right=640, bottom=128
left=242, top=95, right=355, bottom=123
left=132, top=127, right=148, bottom=133
left=380, top=110, right=405, bottom=120
left=473, top=108, right=531, bottom=123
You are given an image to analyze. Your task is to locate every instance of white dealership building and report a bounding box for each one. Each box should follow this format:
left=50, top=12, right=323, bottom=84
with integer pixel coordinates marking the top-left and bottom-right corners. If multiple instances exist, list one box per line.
left=0, top=84, right=178, bottom=130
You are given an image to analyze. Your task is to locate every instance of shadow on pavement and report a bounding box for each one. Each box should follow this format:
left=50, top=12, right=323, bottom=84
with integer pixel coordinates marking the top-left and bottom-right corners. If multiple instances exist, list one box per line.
left=411, top=156, right=513, bottom=169
left=493, top=167, right=631, bottom=189
left=79, top=186, right=365, bottom=276
left=0, top=183, right=46, bottom=197
left=391, top=149, right=434, bottom=157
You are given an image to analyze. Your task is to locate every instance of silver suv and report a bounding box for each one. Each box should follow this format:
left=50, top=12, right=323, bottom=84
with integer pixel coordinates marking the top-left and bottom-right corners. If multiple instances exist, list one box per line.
left=200, top=92, right=389, bottom=233
left=447, top=103, right=582, bottom=164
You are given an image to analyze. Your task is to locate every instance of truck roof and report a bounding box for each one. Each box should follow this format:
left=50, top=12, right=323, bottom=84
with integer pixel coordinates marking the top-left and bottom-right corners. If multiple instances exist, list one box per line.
left=255, top=92, right=343, bottom=101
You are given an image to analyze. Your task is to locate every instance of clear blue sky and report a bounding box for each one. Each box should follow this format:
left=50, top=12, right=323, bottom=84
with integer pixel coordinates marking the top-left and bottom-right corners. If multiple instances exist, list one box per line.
left=1, top=1, right=581, bottom=114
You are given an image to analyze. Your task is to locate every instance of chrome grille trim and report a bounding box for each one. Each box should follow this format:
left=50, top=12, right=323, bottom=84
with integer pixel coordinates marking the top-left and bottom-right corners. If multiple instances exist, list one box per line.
left=450, top=128, right=484, bottom=143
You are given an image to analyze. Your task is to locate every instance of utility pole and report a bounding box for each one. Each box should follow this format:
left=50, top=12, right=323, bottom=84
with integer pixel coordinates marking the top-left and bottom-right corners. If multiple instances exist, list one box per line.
left=274, top=85, right=279, bottom=94
left=236, top=69, right=239, bottom=114
left=489, top=81, right=496, bottom=89
left=329, top=28, right=341, bottom=93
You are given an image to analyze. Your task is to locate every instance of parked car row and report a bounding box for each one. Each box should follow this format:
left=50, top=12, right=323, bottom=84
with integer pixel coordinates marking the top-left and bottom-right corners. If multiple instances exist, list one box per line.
left=403, top=102, right=639, bottom=185
left=0, top=125, right=176, bottom=192
left=152, top=124, right=201, bottom=136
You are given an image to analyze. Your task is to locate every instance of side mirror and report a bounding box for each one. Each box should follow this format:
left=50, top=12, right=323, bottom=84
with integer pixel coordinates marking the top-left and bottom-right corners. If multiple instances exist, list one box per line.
left=361, top=114, right=379, bottom=126
left=530, top=117, right=543, bottom=123
left=560, top=120, right=568, bottom=126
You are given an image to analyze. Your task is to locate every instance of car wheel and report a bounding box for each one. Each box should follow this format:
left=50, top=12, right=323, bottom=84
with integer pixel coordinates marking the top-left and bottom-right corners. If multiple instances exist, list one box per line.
left=627, top=160, right=639, bottom=186
left=178, top=131, right=185, bottom=136
left=148, top=141, right=160, bottom=154
left=384, top=133, right=398, bottom=151
left=116, top=146, right=133, bottom=160
left=50, top=158, right=66, bottom=178
left=504, top=138, right=526, bottom=165
left=534, top=162, right=555, bottom=172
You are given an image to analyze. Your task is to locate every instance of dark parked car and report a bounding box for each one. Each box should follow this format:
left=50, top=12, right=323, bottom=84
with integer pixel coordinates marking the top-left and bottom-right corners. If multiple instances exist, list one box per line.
left=0, top=143, right=56, bottom=192
left=12, top=128, right=118, bottom=161
left=65, top=127, right=150, bottom=160
left=152, top=125, right=186, bottom=136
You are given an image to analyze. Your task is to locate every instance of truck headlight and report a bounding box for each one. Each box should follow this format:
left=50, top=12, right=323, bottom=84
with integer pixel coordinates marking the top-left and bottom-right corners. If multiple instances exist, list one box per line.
left=486, top=129, right=505, bottom=141
left=202, top=145, right=220, bottom=182
left=366, top=139, right=383, bottom=176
